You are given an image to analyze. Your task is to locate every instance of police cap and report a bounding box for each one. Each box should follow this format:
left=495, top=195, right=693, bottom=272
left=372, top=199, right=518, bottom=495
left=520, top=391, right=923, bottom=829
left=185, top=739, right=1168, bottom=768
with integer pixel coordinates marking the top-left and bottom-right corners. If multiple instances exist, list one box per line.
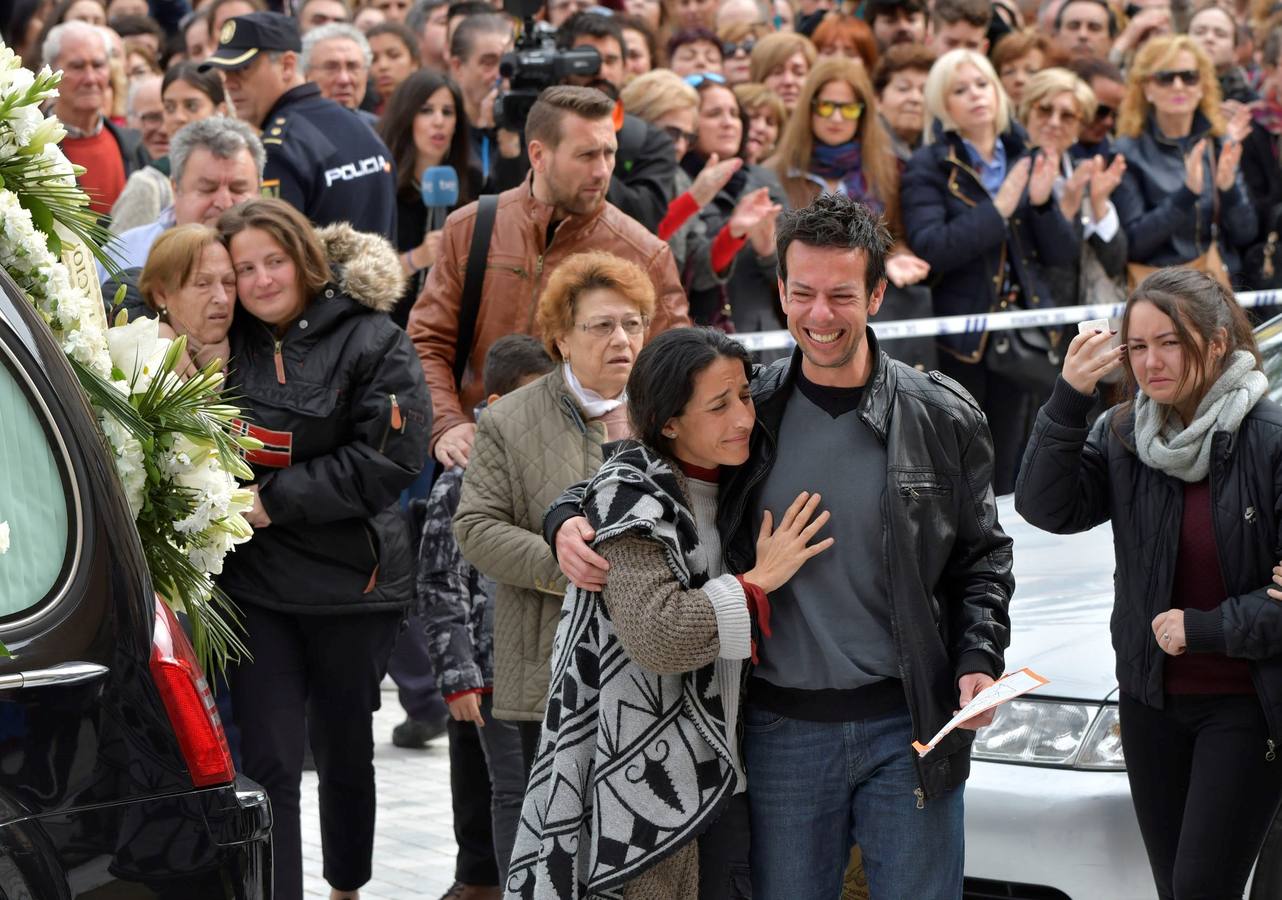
left=199, top=12, right=302, bottom=72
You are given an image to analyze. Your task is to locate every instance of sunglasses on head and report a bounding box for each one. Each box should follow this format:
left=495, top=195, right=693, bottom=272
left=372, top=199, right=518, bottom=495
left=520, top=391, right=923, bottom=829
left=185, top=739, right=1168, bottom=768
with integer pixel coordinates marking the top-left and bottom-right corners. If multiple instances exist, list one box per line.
left=1150, top=68, right=1200, bottom=87
left=722, top=39, right=756, bottom=56
left=811, top=98, right=864, bottom=120
left=685, top=72, right=728, bottom=88
left=662, top=124, right=698, bottom=145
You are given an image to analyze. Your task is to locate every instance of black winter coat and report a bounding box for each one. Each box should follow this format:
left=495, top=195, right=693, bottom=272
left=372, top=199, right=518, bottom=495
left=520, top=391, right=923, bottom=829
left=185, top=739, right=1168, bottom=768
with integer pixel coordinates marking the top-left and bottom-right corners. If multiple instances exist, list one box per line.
left=719, top=338, right=1014, bottom=799
left=219, top=227, right=431, bottom=615
left=1112, top=112, right=1257, bottom=277
left=901, top=129, right=1078, bottom=361
left=1015, top=379, right=1282, bottom=742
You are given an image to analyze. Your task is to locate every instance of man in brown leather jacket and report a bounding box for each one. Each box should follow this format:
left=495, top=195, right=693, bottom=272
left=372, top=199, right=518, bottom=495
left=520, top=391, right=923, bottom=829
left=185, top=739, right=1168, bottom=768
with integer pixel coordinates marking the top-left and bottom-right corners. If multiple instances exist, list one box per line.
left=406, top=85, right=690, bottom=467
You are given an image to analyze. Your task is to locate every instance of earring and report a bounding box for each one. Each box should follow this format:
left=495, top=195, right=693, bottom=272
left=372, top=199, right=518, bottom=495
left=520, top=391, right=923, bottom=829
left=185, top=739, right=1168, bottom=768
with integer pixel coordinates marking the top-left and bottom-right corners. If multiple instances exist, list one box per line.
left=663, top=429, right=676, bottom=438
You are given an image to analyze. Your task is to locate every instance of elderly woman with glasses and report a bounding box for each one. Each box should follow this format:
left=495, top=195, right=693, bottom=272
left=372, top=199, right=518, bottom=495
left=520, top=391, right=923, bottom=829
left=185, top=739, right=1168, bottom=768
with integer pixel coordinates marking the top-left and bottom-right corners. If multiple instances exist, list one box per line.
left=455, top=252, right=654, bottom=776
left=1112, top=35, right=1256, bottom=286
left=1020, top=67, right=1129, bottom=310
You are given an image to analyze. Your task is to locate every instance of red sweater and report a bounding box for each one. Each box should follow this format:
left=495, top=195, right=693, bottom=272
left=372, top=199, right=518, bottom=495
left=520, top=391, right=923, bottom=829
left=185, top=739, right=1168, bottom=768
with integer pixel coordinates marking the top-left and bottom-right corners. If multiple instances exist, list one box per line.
left=1164, top=480, right=1255, bottom=695
left=63, top=128, right=126, bottom=215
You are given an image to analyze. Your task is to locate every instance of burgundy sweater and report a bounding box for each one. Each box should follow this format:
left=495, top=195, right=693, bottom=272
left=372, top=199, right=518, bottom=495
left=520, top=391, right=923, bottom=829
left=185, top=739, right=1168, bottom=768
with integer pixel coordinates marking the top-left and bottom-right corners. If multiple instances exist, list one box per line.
left=1164, top=479, right=1255, bottom=695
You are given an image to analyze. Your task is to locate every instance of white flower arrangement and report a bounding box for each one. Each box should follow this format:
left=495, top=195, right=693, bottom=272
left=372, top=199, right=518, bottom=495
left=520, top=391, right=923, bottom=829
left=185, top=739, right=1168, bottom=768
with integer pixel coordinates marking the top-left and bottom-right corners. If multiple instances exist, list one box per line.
left=0, top=42, right=253, bottom=670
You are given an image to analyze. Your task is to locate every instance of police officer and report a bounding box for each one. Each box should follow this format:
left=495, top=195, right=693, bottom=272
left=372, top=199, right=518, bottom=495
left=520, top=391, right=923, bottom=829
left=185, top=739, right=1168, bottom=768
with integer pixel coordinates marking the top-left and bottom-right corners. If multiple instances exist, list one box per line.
left=200, top=11, right=397, bottom=237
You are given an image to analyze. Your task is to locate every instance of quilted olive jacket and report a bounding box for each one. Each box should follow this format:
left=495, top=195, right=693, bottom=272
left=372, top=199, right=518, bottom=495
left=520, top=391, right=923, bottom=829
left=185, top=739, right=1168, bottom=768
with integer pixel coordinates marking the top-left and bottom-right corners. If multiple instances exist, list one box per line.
left=453, top=365, right=608, bottom=721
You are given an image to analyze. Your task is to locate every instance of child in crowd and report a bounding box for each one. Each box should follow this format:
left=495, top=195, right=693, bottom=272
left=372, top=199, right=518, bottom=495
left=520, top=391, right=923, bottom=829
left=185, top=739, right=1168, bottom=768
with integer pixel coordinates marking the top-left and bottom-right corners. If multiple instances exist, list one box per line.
left=419, top=334, right=555, bottom=895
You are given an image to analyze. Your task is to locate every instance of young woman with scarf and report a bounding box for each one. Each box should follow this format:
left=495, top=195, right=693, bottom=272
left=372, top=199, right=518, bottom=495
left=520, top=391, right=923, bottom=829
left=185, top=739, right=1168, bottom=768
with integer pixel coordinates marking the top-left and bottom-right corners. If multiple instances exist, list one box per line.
left=505, top=327, right=831, bottom=900
left=1014, top=268, right=1282, bottom=899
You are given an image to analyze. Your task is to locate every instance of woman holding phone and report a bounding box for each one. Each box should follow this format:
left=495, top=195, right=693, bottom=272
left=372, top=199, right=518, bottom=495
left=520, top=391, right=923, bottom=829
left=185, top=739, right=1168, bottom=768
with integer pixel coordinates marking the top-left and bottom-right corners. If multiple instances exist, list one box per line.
left=1015, top=268, right=1282, bottom=899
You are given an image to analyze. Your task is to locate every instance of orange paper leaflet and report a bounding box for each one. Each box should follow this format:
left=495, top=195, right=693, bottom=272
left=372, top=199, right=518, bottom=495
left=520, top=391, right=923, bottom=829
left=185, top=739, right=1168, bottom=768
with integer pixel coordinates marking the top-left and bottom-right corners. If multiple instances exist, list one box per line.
left=911, top=667, right=1050, bottom=757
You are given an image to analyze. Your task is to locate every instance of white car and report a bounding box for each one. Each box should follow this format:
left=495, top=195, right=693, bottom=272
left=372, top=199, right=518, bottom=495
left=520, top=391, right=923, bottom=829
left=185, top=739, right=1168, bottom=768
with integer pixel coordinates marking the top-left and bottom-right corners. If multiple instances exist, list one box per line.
left=962, top=318, right=1282, bottom=899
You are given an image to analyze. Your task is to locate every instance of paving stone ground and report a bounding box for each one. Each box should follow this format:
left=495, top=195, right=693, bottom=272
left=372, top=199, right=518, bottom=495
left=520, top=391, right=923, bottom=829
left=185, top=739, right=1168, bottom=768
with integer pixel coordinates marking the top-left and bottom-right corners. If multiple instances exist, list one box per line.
left=301, top=685, right=459, bottom=900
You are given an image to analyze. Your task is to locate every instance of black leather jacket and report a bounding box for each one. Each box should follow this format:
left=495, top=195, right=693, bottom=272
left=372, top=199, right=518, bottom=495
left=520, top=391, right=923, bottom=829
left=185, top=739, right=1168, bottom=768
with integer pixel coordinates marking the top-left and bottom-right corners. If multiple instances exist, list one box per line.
left=1112, top=111, right=1257, bottom=276
left=721, top=340, right=1015, bottom=798
left=543, top=336, right=1014, bottom=798
left=1015, top=379, right=1282, bottom=743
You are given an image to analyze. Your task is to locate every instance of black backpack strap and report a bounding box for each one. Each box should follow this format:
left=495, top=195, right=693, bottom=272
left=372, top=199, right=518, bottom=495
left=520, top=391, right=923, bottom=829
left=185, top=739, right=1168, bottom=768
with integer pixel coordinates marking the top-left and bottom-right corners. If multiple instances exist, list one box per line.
left=453, top=194, right=499, bottom=389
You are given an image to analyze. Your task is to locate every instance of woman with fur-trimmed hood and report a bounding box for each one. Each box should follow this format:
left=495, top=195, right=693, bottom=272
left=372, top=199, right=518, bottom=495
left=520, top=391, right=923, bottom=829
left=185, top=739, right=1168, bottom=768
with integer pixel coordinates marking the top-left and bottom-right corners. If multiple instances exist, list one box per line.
left=215, top=198, right=431, bottom=900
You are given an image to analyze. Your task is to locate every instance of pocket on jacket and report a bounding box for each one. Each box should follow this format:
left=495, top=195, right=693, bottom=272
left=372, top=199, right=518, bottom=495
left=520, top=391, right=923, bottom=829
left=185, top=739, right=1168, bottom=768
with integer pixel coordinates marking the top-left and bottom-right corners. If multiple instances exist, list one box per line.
left=366, top=503, right=414, bottom=603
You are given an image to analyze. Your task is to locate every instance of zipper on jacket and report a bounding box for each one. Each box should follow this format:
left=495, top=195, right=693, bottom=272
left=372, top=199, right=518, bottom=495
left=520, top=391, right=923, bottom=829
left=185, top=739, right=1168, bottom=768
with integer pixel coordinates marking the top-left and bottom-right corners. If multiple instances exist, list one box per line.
left=273, top=339, right=286, bottom=384
left=379, top=394, right=405, bottom=452
left=914, top=787, right=925, bottom=810
left=527, top=253, right=546, bottom=331
left=1268, top=739, right=1277, bottom=762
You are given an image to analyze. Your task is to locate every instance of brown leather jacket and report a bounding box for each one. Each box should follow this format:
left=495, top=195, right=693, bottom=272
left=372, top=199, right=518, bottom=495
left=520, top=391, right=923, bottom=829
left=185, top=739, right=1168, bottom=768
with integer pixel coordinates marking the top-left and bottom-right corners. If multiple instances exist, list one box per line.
left=407, top=174, right=690, bottom=449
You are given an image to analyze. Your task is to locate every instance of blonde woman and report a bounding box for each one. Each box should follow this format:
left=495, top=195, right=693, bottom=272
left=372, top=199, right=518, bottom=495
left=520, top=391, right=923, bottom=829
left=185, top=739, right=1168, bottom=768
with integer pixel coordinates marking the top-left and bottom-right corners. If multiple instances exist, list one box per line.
left=1112, top=34, right=1256, bottom=283
left=901, top=48, right=1078, bottom=493
left=749, top=31, right=817, bottom=112
left=1019, top=67, right=1128, bottom=309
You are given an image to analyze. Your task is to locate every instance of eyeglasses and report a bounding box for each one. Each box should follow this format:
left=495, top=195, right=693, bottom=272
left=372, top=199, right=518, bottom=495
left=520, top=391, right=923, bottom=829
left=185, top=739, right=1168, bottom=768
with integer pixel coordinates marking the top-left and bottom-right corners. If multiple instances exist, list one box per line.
left=684, top=72, right=727, bottom=88
left=662, top=124, right=698, bottom=146
left=575, top=315, right=650, bottom=338
left=722, top=39, right=756, bottom=56
left=1149, top=68, right=1200, bottom=87
left=1094, top=103, right=1116, bottom=121
left=1033, top=102, right=1081, bottom=123
left=811, top=98, right=864, bottom=120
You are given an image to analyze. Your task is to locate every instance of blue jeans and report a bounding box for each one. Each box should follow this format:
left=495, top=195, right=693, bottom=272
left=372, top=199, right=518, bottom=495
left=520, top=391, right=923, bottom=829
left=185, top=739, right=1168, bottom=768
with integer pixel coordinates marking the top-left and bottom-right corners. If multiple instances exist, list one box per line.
left=742, top=704, right=965, bottom=900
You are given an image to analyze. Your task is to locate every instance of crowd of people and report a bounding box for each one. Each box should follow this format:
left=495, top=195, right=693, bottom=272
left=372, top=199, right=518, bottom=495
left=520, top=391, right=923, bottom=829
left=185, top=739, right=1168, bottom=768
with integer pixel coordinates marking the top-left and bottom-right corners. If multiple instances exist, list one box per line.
left=7, top=0, right=1282, bottom=895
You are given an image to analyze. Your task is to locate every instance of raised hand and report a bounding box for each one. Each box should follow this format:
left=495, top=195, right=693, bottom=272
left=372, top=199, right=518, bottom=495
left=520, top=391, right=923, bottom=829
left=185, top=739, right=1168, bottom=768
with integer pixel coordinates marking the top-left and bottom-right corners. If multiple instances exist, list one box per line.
left=1216, top=136, right=1244, bottom=192
left=1089, top=153, right=1127, bottom=220
left=993, top=157, right=1032, bottom=219
left=743, top=491, right=834, bottom=593
left=690, top=153, right=743, bottom=207
left=1027, top=151, right=1059, bottom=207
left=1059, top=157, right=1094, bottom=222
left=729, top=186, right=779, bottom=238
left=1062, top=328, right=1125, bottom=395
left=885, top=252, right=931, bottom=287
left=1184, top=138, right=1207, bottom=193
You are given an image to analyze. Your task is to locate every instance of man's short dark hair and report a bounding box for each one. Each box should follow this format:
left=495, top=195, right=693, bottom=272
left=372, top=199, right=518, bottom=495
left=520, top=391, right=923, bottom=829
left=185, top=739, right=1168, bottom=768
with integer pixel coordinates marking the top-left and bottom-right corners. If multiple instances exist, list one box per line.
left=557, top=11, right=626, bottom=57
left=525, top=85, right=615, bottom=147
left=483, top=334, right=554, bottom=397
left=1067, top=54, right=1123, bottom=83
left=867, top=0, right=927, bottom=25
left=1053, top=0, right=1117, bottom=36
left=776, top=195, right=892, bottom=296
left=109, top=13, right=164, bottom=41
left=449, top=10, right=508, bottom=60
left=626, top=328, right=751, bottom=456
left=406, top=0, right=446, bottom=36
left=932, top=0, right=990, bottom=29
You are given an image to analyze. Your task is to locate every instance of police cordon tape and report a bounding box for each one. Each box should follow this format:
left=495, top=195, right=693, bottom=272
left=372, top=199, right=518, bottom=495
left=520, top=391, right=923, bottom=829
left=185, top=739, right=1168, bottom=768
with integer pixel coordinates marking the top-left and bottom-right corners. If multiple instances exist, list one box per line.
left=730, top=290, right=1282, bottom=353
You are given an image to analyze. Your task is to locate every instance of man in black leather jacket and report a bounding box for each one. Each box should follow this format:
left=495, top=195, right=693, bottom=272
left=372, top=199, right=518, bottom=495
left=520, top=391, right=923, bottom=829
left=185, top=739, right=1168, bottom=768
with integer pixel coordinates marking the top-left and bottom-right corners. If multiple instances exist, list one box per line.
left=546, top=195, right=1013, bottom=899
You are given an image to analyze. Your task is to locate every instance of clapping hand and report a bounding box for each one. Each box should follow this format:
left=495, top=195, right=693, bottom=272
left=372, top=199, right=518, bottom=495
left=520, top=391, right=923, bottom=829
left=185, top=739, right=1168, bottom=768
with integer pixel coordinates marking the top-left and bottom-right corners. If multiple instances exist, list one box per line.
left=1027, top=151, right=1058, bottom=207
left=691, top=153, right=743, bottom=207
left=885, top=252, right=931, bottom=287
left=1184, top=138, right=1208, bottom=192
left=994, top=157, right=1032, bottom=218
left=1089, top=153, right=1127, bottom=221
left=1216, top=135, right=1244, bottom=192
left=1059, top=157, right=1094, bottom=222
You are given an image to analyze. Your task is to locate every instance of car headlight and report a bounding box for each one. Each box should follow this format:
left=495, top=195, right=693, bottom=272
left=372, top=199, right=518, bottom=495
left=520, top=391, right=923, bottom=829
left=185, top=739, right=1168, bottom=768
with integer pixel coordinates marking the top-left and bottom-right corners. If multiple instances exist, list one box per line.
left=971, top=700, right=1126, bottom=770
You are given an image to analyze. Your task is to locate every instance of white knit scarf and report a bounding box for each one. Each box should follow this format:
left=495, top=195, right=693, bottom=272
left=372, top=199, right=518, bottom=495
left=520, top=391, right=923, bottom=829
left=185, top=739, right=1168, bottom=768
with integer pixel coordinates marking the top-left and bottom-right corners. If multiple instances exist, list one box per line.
left=1134, top=350, right=1267, bottom=482
left=562, top=362, right=625, bottom=419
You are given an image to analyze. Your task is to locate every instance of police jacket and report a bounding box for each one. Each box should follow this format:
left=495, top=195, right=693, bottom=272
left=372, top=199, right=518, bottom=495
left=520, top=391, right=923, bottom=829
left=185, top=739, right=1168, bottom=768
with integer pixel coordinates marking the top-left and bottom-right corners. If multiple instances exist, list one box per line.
left=901, top=128, right=1078, bottom=362
left=544, top=334, right=1016, bottom=800
left=219, top=224, right=431, bottom=615
left=1016, top=379, right=1282, bottom=746
left=1112, top=111, right=1257, bottom=277
left=259, top=83, right=397, bottom=237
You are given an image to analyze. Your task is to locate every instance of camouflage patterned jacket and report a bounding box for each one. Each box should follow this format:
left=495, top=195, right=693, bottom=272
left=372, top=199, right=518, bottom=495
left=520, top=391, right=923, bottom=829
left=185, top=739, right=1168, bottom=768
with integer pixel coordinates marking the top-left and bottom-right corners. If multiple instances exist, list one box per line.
left=418, top=466, right=494, bottom=700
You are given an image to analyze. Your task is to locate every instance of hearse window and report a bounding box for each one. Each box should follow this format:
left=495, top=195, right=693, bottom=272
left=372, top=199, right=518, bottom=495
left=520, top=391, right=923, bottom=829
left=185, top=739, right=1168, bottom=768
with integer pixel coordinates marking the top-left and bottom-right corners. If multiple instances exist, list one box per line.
left=0, top=350, right=70, bottom=614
